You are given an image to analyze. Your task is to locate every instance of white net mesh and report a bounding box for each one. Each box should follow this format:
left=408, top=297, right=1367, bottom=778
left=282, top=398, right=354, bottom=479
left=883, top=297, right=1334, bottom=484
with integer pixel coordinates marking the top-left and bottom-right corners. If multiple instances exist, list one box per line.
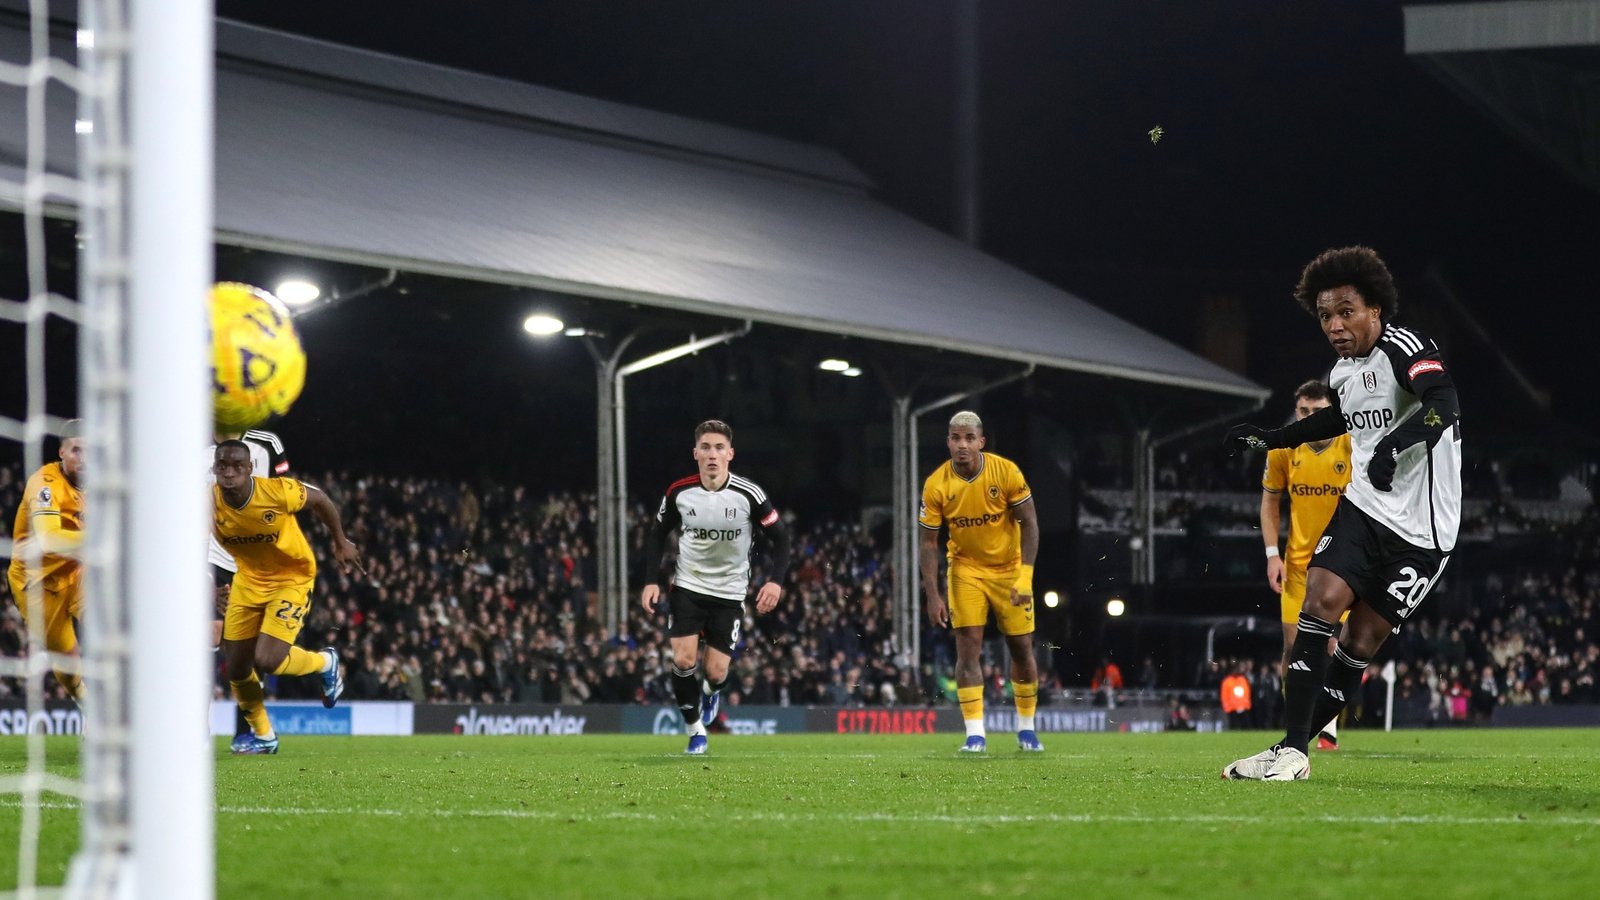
left=1, top=2, right=91, bottom=896
left=0, top=1, right=136, bottom=896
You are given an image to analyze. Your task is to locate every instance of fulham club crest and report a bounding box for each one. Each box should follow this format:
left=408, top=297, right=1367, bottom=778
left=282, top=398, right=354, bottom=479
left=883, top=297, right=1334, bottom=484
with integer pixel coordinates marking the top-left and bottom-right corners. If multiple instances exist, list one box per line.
left=1362, top=371, right=1378, bottom=393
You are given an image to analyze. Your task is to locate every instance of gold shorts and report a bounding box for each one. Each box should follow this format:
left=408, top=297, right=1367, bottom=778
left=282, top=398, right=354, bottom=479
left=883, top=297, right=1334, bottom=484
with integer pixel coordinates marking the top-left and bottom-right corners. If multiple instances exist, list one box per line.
left=8, top=570, right=82, bottom=654
left=224, top=579, right=312, bottom=644
left=1281, top=566, right=1349, bottom=626
left=948, top=567, right=1034, bottom=636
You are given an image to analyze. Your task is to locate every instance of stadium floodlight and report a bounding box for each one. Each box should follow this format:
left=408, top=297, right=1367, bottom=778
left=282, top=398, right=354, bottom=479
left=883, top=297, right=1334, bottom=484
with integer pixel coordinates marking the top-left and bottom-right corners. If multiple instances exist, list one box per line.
left=1043, top=590, right=1060, bottom=608
left=1106, top=598, right=1126, bottom=617
left=842, top=366, right=862, bottom=377
left=523, top=313, right=565, bottom=336
left=818, top=358, right=850, bottom=372
left=274, top=278, right=322, bottom=306
left=563, top=326, right=588, bottom=337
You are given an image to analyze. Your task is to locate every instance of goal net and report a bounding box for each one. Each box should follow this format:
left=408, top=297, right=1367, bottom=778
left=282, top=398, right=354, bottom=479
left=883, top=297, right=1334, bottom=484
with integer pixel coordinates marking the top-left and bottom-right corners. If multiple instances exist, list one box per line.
left=1, top=1, right=213, bottom=897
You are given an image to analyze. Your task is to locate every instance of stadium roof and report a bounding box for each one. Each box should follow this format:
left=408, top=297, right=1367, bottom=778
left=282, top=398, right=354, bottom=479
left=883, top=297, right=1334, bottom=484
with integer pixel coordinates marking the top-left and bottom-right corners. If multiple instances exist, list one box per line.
left=1404, top=0, right=1600, bottom=195
left=0, top=11, right=1265, bottom=400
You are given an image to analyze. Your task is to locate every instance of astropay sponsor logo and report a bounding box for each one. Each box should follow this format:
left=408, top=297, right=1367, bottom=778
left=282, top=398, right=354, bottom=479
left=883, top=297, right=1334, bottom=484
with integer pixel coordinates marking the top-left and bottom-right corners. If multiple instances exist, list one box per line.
left=454, top=706, right=587, bottom=735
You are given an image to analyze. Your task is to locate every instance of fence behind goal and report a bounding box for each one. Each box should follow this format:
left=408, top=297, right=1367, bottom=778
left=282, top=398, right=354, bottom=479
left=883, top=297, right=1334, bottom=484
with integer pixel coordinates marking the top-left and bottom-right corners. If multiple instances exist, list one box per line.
left=0, top=1, right=213, bottom=897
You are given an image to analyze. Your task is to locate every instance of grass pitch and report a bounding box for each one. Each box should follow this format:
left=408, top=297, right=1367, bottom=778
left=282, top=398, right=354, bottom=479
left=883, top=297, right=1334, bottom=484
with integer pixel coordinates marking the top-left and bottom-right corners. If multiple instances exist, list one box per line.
left=4, top=729, right=1599, bottom=898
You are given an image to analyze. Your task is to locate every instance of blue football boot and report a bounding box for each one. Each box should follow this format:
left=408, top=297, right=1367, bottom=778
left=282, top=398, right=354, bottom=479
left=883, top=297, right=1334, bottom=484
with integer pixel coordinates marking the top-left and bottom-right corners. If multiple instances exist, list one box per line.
left=231, top=734, right=279, bottom=755
left=320, top=648, right=344, bottom=708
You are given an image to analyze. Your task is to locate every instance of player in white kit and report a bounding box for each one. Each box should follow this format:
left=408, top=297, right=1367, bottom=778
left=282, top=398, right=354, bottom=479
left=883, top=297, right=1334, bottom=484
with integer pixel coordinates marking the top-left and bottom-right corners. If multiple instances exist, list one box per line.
left=1222, top=247, right=1461, bottom=782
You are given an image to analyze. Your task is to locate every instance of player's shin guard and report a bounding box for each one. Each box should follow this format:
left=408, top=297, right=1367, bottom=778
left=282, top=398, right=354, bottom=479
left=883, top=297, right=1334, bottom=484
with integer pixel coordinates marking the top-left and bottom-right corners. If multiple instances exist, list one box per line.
left=672, top=664, right=702, bottom=728
left=1282, top=612, right=1337, bottom=753
left=1013, top=681, right=1038, bottom=731
left=1311, top=644, right=1367, bottom=736
left=271, top=645, right=329, bottom=677
left=958, top=685, right=985, bottom=737
left=230, top=675, right=272, bottom=738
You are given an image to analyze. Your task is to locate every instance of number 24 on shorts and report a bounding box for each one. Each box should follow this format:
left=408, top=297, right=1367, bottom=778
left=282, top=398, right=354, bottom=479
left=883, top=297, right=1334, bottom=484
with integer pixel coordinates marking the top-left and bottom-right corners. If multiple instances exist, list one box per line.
left=273, top=600, right=306, bottom=625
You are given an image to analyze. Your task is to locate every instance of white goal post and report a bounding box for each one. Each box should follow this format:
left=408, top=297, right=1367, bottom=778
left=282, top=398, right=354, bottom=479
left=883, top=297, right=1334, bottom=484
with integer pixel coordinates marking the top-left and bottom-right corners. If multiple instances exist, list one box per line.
left=0, top=0, right=213, bottom=896
left=77, top=0, right=214, bottom=896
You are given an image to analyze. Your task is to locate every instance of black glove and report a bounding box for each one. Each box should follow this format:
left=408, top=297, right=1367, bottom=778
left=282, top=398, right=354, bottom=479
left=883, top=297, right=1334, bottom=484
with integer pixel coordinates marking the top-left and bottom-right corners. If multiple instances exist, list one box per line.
left=1368, top=442, right=1399, bottom=492
left=1224, top=423, right=1282, bottom=454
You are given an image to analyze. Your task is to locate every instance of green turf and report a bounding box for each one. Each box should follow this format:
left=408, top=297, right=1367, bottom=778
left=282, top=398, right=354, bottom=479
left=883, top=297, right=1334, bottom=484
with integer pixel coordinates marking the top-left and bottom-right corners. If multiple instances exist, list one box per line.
left=3, top=729, right=1599, bottom=898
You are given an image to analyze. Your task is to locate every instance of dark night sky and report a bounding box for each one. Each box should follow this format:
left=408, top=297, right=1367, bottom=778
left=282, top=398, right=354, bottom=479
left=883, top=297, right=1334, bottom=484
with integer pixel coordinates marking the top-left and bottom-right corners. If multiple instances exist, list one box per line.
left=9, top=2, right=1595, bottom=490
left=211, top=0, right=1600, bottom=431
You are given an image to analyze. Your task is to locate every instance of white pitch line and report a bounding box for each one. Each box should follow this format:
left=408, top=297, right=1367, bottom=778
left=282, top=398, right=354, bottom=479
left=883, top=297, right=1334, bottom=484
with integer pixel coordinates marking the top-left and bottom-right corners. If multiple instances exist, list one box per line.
left=4, top=798, right=1597, bottom=828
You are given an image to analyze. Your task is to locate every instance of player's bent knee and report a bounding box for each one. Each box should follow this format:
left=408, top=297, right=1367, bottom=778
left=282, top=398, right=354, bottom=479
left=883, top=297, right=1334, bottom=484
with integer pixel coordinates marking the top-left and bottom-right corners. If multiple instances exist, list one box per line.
left=254, top=650, right=289, bottom=676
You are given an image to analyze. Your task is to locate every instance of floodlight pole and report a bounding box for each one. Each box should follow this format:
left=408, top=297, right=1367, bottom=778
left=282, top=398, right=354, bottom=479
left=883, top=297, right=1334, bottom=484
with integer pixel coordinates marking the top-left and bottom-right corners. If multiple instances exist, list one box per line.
left=587, top=323, right=751, bottom=635
left=585, top=331, right=639, bottom=640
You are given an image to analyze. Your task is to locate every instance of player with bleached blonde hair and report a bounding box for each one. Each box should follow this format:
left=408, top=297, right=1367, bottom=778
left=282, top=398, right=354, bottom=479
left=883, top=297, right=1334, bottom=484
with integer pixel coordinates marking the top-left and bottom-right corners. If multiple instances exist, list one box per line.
left=919, top=411, right=1043, bottom=753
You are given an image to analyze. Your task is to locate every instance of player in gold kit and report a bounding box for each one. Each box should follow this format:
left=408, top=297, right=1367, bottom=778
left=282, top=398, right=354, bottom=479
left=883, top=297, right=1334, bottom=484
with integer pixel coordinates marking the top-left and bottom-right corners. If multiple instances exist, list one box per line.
left=7, top=421, right=87, bottom=701
left=1260, top=380, right=1352, bottom=750
left=919, top=411, right=1042, bottom=753
left=213, top=440, right=362, bottom=754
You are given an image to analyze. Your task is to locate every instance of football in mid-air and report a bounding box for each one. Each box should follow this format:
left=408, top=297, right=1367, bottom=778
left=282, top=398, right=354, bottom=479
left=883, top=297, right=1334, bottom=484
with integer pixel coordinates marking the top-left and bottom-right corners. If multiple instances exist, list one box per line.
left=209, top=281, right=306, bottom=432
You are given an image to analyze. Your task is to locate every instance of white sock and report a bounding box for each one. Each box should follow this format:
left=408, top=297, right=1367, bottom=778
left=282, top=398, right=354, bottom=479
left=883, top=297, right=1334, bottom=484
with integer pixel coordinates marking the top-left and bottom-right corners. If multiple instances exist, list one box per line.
left=1018, top=715, right=1035, bottom=732
left=321, top=650, right=335, bottom=673
left=257, top=730, right=276, bottom=741
left=687, top=720, right=707, bottom=737
left=1321, top=718, right=1338, bottom=739
left=964, top=718, right=985, bottom=738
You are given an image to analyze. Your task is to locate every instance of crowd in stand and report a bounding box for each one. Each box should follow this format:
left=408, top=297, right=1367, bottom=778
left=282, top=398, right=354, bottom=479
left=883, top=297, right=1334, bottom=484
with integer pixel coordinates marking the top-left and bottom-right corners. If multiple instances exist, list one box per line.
left=1, top=461, right=1596, bottom=723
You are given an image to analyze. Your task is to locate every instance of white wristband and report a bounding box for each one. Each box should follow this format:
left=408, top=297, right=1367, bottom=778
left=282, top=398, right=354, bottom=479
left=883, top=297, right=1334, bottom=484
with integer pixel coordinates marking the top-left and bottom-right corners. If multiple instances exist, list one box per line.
left=1264, top=545, right=1280, bottom=559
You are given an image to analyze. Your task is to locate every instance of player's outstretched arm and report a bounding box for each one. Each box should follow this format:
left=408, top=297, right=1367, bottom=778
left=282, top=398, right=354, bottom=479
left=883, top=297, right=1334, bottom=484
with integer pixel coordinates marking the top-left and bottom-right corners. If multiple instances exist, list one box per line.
left=1226, top=402, right=1345, bottom=453
left=919, top=527, right=948, bottom=628
left=303, top=483, right=364, bottom=574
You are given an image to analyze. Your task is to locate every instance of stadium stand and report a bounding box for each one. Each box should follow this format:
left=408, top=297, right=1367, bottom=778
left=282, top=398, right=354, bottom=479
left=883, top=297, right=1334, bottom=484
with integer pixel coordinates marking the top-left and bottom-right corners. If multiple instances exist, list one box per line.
left=1, top=463, right=1594, bottom=725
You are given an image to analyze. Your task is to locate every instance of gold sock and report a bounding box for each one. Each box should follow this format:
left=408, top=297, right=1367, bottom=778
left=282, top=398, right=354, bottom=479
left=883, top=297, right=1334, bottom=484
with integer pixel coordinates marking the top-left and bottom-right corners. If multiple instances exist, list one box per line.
left=1013, top=681, right=1038, bottom=719
left=272, top=646, right=328, bottom=677
left=230, top=673, right=272, bottom=738
left=958, top=685, right=984, bottom=722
